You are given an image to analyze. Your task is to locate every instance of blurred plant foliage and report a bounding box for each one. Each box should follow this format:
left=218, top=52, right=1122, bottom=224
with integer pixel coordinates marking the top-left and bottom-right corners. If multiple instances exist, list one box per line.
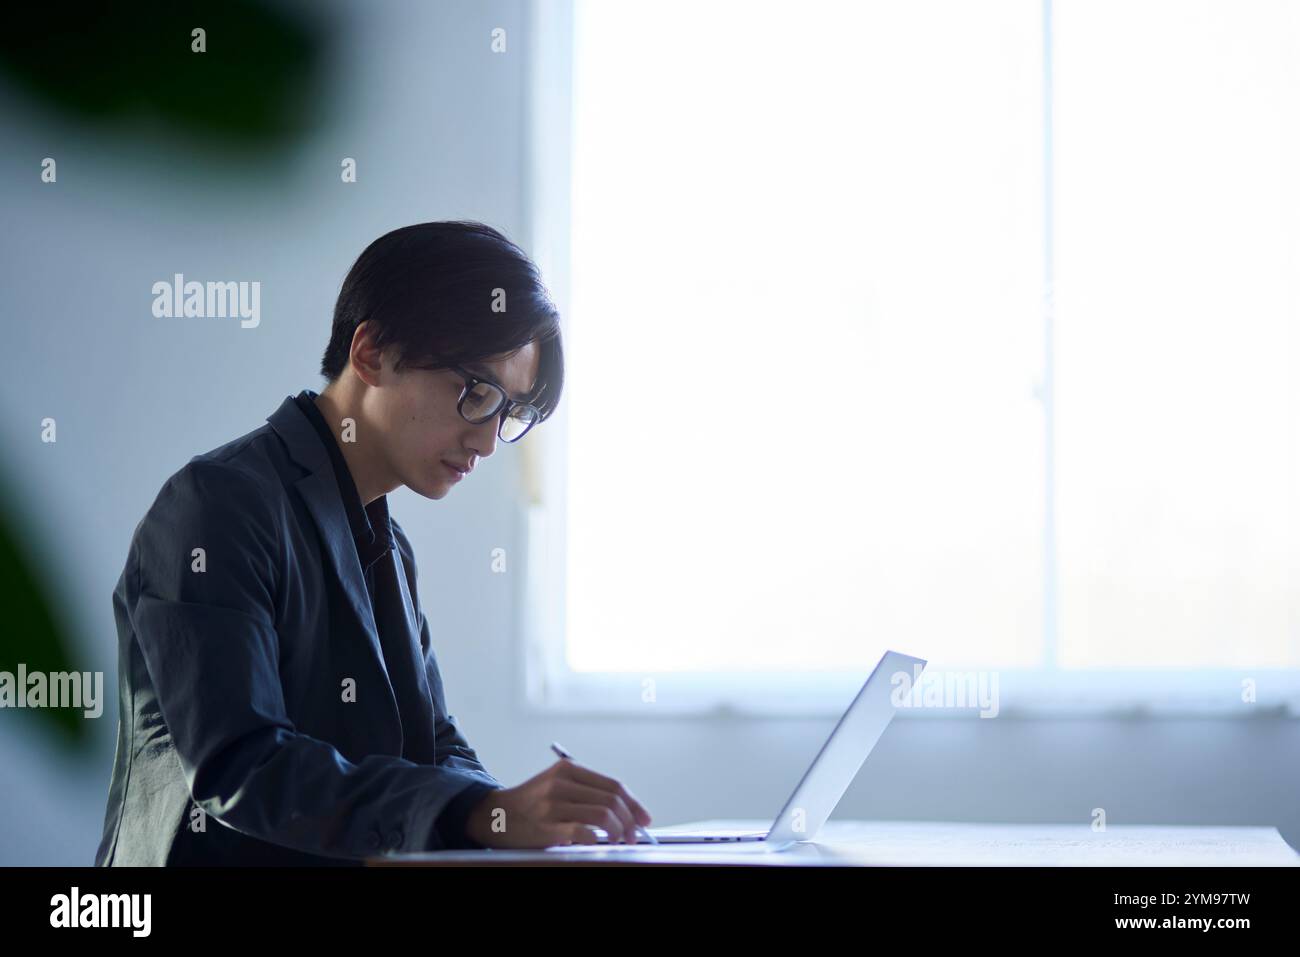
left=0, top=0, right=329, bottom=749
left=0, top=0, right=328, bottom=152
left=0, top=476, right=90, bottom=748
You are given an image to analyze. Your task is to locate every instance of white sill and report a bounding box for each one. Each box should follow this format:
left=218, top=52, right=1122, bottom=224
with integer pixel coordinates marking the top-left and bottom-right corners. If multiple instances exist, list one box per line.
left=519, top=669, right=1300, bottom=720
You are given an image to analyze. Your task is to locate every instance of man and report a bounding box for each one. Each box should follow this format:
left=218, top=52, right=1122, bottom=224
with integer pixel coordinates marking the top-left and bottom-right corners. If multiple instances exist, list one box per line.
left=95, top=221, right=652, bottom=865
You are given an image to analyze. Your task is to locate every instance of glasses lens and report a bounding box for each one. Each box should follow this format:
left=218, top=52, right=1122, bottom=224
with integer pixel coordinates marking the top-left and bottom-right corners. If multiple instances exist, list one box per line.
left=500, top=405, right=540, bottom=442
left=461, top=381, right=506, bottom=423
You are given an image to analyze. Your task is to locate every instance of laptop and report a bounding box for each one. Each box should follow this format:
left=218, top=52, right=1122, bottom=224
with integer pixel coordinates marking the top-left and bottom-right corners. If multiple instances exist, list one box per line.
left=593, top=649, right=926, bottom=848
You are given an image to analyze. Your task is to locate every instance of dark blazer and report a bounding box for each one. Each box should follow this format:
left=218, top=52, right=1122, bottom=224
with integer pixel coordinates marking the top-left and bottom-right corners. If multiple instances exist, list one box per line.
left=95, top=393, right=503, bottom=866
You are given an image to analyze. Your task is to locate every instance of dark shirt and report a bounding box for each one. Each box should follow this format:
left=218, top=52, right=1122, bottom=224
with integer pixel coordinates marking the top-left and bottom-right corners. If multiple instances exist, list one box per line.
left=293, top=389, right=496, bottom=850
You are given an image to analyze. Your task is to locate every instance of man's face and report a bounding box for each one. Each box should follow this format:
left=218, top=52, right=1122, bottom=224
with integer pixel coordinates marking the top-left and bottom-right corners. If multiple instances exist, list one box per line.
left=365, top=339, right=541, bottom=500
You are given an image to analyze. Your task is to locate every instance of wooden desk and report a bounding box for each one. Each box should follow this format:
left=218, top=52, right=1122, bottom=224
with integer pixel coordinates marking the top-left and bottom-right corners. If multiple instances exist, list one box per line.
left=372, top=819, right=1300, bottom=866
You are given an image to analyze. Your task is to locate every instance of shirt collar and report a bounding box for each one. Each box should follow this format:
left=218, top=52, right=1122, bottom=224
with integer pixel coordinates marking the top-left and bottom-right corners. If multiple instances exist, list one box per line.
left=293, top=389, right=393, bottom=570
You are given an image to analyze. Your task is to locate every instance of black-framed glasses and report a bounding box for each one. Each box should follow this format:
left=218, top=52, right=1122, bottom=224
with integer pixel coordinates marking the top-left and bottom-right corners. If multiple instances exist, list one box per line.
left=445, top=364, right=542, bottom=443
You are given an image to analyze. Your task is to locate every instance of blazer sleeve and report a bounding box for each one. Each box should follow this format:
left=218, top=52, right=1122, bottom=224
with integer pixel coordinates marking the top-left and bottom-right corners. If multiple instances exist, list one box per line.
left=128, top=459, right=495, bottom=859
left=420, top=610, right=503, bottom=784
left=392, top=517, right=503, bottom=786
left=431, top=779, right=501, bottom=850
left=420, top=618, right=505, bottom=847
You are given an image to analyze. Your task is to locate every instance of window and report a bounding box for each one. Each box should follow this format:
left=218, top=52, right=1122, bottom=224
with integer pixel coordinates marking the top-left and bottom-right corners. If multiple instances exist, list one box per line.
left=523, top=0, right=1300, bottom=716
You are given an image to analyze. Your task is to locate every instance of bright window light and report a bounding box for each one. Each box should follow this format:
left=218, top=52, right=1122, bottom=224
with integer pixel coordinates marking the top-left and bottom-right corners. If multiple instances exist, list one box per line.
left=550, top=0, right=1300, bottom=704
left=566, top=0, right=1046, bottom=673
left=1053, top=0, right=1300, bottom=669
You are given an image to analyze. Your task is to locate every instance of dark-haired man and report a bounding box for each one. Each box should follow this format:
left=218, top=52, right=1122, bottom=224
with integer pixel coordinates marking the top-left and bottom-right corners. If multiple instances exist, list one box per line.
left=95, top=222, right=651, bottom=866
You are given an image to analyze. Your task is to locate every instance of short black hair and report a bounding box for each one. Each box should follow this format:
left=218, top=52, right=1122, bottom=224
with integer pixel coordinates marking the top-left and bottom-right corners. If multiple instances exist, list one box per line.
left=322, top=221, right=564, bottom=422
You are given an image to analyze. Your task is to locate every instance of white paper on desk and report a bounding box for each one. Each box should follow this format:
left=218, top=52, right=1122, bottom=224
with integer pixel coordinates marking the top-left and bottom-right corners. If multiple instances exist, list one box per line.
left=810, top=822, right=1300, bottom=867
left=545, top=841, right=778, bottom=854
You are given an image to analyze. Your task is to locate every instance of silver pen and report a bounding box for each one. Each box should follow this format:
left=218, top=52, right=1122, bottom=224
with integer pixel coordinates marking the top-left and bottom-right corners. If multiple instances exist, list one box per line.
left=549, top=741, right=659, bottom=844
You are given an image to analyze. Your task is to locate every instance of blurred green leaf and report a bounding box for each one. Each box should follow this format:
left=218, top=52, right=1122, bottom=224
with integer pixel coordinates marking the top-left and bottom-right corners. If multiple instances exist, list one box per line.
left=0, top=474, right=92, bottom=749
left=0, top=0, right=328, bottom=152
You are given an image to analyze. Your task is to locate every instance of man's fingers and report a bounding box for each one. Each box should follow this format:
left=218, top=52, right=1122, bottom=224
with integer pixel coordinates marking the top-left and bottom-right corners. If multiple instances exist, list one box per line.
left=570, top=823, right=600, bottom=845
left=552, top=801, right=636, bottom=844
left=552, top=760, right=653, bottom=829
left=550, top=779, right=640, bottom=842
left=546, top=822, right=599, bottom=846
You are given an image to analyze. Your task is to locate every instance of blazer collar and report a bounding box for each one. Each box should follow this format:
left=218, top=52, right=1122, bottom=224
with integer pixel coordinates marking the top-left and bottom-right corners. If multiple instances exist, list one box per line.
left=265, top=393, right=403, bottom=748
left=267, top=391, right=332, bottom=474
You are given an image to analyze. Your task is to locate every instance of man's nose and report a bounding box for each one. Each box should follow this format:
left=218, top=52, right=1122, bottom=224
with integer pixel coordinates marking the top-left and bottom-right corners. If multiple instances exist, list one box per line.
left=467, top=417, right=498, bottom=459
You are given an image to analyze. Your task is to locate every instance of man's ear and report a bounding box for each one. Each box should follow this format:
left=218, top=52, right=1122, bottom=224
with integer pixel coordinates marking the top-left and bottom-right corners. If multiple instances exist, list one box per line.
left=348, top=320, right=386, bottom=387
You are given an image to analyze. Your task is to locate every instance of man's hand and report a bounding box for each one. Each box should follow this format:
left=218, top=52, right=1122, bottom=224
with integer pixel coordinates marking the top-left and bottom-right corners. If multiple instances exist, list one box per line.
left=463, top=759, right=653, bottom=848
